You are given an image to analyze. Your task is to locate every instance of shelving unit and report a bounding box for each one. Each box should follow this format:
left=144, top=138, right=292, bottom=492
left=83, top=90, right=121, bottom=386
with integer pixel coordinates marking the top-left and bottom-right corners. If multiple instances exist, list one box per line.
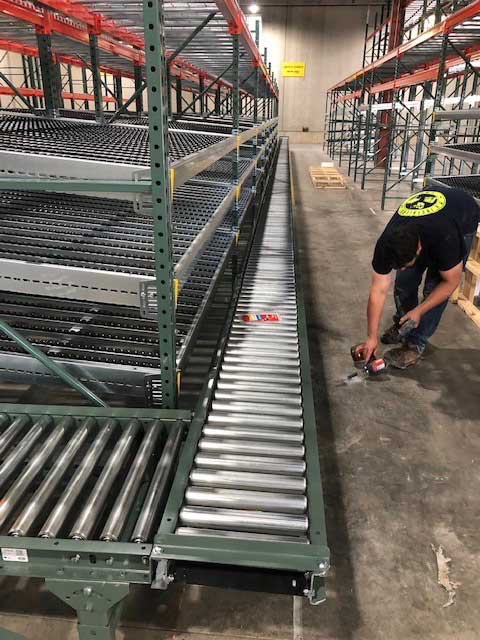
left=325, top=0, right=480, bottom=208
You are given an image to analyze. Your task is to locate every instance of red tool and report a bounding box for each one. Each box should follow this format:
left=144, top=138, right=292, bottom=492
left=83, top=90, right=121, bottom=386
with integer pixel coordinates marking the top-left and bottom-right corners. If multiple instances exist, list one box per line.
left=350, top=344, right=387, bottom=376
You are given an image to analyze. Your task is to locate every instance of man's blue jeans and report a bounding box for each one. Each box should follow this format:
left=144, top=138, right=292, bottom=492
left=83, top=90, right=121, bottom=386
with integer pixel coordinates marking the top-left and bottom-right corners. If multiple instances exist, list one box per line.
left=393, top=233, right=475, bottom=353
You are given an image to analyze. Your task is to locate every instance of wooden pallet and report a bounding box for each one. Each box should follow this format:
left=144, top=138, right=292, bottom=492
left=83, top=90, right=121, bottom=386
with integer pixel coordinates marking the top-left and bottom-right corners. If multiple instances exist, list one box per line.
left=309, top=165, right=346, bottom=190
left=453, top=229, right=480, bottom=328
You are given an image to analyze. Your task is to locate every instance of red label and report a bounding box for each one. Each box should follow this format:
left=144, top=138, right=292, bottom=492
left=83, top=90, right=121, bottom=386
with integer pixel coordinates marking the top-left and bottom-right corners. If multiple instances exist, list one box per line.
left=241, top=313, right=280, bottom=322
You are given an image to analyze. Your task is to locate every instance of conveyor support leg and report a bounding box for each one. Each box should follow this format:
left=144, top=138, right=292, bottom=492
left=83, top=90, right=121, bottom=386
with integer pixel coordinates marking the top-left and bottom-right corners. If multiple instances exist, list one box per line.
left=46, top=579, right=130, bottom=640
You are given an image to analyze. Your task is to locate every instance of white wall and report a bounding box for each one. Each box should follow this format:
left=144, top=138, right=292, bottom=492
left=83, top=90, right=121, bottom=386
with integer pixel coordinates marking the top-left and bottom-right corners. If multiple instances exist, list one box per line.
left=262, top=6, right=368, bottom=142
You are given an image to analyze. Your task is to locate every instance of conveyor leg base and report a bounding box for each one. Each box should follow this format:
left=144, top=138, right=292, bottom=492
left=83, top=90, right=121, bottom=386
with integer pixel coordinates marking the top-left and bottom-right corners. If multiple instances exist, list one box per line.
left=46, top=579, right=130, bottom=640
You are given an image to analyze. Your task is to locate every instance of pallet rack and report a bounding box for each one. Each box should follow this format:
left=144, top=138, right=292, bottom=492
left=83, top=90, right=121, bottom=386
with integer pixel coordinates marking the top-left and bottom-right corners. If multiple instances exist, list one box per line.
left=0, top=1, right=329, bottom=639
left=325, top=0, right=480, bottom=209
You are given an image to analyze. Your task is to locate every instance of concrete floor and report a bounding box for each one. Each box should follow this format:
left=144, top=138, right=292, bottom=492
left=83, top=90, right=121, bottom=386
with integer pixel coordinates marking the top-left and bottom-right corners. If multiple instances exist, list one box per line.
left=1, top=143, right=480, bottom=639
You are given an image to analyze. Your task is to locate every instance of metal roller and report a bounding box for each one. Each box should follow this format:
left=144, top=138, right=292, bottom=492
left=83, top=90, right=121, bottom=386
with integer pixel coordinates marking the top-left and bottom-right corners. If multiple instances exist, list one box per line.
left=101, top=421, right=162, bottom=542
left=219, top=370, right=301, bottom=385
left=131, top=423, right=184, bottom=543
left=0, top=415, right=30, bottom=459
left=194, top=453, right=306, bottom=476
left=0, top=417, right=72, bottom=529
left=185, top=487, right=307, bottom=514
left=216, top=379, right=301, bottom=396
left=176, top=527, right=309, bottom=544
left=189, top=470, right=306, bottom=494
left=9, top=418, right=94, bottom=537
left=207, top=413, right=303, bottom=430
left=0, top=416, right=52, bottom=493
left=211, top=400, right=302, bottom=418
left=214, top=389, right=301, bottom=406
left=179, top=506, right=308, bottom=536
left=202, top=425, right=303, bottom=443
left=70, top=419, right=140, bottom=540
left=198, top=438, right=305, bottom=458
left=39, top=419, right=115, bottom=539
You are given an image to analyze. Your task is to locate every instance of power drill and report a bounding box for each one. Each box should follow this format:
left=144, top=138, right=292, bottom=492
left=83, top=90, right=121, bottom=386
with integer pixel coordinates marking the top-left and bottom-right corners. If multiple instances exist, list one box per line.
left=350, top=344, right=387, bottom=376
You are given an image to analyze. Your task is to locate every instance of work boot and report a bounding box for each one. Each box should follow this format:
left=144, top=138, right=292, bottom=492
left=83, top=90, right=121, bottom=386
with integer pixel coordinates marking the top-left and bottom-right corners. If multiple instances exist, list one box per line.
left=384, top=344, right=422, bottom=370
left=381, top=322, right=401, bottom=345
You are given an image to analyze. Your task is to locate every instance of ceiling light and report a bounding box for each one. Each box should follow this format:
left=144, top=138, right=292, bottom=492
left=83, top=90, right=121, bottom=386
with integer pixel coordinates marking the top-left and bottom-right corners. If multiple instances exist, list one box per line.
left=248, top=3, right=260, bottom=13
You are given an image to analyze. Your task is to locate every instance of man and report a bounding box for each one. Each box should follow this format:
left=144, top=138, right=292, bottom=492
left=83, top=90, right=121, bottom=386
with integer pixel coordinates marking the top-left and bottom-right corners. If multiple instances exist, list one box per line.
left=362, top=186, right=479, bottom=369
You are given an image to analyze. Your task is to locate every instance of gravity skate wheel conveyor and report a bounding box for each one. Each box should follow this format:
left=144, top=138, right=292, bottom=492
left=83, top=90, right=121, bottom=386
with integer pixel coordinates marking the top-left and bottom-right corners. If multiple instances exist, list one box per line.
left=154, top=138, right=330, bottom=604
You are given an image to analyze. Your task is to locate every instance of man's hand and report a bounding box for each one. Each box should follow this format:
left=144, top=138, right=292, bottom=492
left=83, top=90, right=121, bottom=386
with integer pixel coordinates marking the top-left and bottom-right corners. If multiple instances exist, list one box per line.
left=362, top=336, right=378, bottom=362
left=400, top=307, right=422, bottom=328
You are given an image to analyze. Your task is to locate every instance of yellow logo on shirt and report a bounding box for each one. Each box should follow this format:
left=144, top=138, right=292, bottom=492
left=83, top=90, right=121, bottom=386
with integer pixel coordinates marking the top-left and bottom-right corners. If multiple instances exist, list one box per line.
left=398, top=191, right=447, bottom=217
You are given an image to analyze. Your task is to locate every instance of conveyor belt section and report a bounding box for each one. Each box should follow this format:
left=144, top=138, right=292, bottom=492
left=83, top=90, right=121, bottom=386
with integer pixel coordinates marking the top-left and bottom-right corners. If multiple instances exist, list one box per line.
left=0, top=410, right=184, bottom=542
left=0, top=114, right=225, bottom=165
left=155, top=139, right=329, bottom=604
left=0, top=405, right=190, bottom=601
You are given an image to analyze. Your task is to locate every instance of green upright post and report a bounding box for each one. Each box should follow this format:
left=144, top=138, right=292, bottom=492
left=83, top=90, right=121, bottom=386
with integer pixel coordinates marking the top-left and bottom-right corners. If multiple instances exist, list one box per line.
left=199, top=73, right=205, bottom=114
left=81, top=66, right=89, bottom=110
left=114, top=75, right=123, bottom=108
left=425, top=34, right=448, bottom=181
left=67, top=64, right=75, bottom=109
left=134, top=63, right=144, bottom=113
left=36, top=29, right=60, bottom=116
left=89, top=29, right=105, bottom=123
left=176, top=76, right=183, bottom=114
left=27, top=56, right=39, bottom=108
left=142, top=0, right=177, bottom=407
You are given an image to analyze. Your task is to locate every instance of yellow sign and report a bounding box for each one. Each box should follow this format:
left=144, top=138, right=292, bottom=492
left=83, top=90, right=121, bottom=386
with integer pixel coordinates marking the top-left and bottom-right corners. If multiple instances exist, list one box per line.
left=398, top=191, right=447, bottom=217
left=281, top=62, right=305, bottom=77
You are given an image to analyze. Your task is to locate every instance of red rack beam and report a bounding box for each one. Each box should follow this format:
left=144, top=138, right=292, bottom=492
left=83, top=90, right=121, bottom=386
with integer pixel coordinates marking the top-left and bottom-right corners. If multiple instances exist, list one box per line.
left=329, top=0, right=480, bottom=92
left=216, top=0, right=277, bottom=96
left=0, top=0, right=258, bottom=96
left=0, top=37, right=135, bottom=79
left=0, top=85, right=116, bottom=102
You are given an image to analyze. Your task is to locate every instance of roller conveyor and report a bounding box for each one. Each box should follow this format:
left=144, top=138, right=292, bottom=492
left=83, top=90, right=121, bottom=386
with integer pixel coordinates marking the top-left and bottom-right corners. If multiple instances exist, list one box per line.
left=0, top=410, right=185, bottom=542
left=155, top=139, right=329, bottom=601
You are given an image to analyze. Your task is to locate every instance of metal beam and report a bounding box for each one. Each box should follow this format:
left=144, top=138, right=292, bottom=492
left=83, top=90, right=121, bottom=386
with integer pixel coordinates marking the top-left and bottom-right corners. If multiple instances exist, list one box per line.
left=167, top=12, right=217, bottom=65
left=0, top=319, right=107, bottom=407
left=142, top=0, right=177, bottom=407
left=89, top=33, right=104, bottom=123
left=108, top=80, right=147, bottom=123
left=0, top=69, right=36, bottom=114
left=134, top=64, right=144, bottom=113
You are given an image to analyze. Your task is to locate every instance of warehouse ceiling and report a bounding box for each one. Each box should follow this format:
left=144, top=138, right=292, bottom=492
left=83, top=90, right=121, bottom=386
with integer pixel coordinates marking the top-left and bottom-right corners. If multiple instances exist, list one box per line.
left=239, top=0, right=386, bottom=7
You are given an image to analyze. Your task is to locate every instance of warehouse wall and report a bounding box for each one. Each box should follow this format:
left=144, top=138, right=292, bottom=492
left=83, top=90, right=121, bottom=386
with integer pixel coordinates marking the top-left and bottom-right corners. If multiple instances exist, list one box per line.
left=262, top=6, right=368, bottom=143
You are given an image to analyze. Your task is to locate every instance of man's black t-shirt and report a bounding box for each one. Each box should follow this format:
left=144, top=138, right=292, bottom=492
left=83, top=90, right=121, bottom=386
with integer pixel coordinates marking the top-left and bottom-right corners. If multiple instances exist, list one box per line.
left=372, top=187, right=480, bottom=275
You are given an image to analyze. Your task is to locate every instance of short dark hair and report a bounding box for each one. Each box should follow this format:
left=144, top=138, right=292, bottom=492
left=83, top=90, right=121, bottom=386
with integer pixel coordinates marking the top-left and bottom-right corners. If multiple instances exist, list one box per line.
left=383, top=224, right=420, bottom=269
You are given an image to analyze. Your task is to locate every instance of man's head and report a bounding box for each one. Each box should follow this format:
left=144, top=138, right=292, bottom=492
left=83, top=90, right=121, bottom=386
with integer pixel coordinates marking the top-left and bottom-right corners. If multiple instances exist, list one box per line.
left=382, top=223, right=422, bottom=270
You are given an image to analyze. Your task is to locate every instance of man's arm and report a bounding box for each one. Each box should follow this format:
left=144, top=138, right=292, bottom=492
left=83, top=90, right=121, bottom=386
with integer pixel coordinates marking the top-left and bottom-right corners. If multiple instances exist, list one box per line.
left=400, top=262, right=462, bottom=326
left=363, top=271, right=392, bottom=361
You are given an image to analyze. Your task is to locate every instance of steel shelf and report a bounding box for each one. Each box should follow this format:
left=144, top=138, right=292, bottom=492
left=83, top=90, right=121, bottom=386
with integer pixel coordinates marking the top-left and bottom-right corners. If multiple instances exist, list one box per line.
left=428, top=174, right=480, bottom=201
left=0, top=183, right=254, bottom=397
left=0, top=112, right=277, bottom=191
left=330, top=0, right=480, bottom=93
left=430, top=141, right=480, bottom=162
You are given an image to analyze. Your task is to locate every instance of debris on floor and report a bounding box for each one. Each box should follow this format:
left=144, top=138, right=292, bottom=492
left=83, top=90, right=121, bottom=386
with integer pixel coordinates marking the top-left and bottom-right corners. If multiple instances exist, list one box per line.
left=431, top=544, right=461, bottom=607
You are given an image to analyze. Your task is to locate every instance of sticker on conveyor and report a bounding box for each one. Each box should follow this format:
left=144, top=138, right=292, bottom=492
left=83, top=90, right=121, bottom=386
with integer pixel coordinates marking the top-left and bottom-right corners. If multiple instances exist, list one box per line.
left=1, top=548, right=29, bottom=563
left=241, top=313, right=280, bottom=322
